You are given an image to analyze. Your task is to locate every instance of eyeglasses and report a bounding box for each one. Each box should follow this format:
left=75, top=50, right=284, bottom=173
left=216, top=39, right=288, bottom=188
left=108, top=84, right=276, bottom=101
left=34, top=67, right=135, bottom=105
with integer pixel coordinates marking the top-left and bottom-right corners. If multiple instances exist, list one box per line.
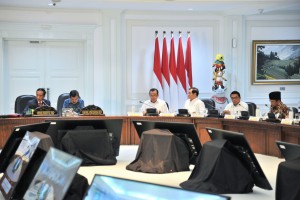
left=149, top=94, right=158, bottom=97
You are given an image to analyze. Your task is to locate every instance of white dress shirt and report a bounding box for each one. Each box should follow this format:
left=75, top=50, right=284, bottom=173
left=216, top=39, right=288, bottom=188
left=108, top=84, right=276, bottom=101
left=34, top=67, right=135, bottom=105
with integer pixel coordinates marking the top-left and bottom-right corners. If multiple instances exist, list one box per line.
left=140, top=99, right=169, bottom=114
left=224, top=101, right=248, bottom=115
left=184, top=98, right=206, bottom=114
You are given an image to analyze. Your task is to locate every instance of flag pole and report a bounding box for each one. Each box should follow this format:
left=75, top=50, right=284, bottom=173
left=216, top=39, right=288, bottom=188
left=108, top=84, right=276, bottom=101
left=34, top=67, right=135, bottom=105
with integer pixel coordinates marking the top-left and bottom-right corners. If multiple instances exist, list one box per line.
left=152, top=30, right=163, bottom=97
left=169, top=30, right=178, bottom=112
left=161, top=30, right=170, bottom=106
left=185, top=31, right=193, bottom=89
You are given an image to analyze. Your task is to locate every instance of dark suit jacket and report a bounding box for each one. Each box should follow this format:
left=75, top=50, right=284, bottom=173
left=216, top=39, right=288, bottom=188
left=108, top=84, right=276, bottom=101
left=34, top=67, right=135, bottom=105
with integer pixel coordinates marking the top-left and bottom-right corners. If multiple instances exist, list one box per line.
left=23, top=99, right=51, bottom=114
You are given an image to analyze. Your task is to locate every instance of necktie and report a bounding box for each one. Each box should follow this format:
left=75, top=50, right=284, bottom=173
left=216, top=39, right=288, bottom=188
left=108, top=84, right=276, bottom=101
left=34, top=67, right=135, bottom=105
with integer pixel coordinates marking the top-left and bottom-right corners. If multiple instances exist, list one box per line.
left=38, top=102, right=42, bottom=107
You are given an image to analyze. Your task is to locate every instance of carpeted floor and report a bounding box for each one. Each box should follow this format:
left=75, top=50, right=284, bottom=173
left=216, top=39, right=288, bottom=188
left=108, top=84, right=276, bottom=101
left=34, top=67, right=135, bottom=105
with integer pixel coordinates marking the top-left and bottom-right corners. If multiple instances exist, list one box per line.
left=78, top=145, right=284, bottom=200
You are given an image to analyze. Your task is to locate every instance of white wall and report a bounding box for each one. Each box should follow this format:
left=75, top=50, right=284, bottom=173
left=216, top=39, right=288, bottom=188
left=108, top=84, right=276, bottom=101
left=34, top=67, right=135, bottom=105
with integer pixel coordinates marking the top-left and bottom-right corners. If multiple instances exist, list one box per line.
left=245, top=15, right=300, bottom=110
left=0, top=8, right=299, bottom=115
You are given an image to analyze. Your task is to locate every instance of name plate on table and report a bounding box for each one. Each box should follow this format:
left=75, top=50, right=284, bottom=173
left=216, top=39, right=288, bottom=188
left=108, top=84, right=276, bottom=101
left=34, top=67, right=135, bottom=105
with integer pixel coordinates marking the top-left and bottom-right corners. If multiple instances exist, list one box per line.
left=36, top=111, right=56, bottom=115
left=281, top=119, right=293, bottom=125
left=127, top=112, right=143, bottom=116
left=159, top=113, right=175, bottom=117
left=248, top=116, right=261, bottom=122
left=224, top=114, right=236, bottom=119
left=81, top=110, right=103, bottom=116
left=191, top=113, right=206, bottom=118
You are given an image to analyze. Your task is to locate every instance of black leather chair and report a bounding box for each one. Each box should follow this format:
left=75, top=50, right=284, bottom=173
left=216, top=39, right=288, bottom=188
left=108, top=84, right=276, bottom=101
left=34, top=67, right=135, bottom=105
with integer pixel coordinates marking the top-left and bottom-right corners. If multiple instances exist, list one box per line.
left=246, top=102, right=257, bottom=116
left=57, top=93, right=69, bottom=116
left=201, top=98, right=216, bottom=110
left=165, top=102, right=169, bottom=110
left=292, top=107, right=298, bottom=118
left=14, top=95, right=36, bottom=114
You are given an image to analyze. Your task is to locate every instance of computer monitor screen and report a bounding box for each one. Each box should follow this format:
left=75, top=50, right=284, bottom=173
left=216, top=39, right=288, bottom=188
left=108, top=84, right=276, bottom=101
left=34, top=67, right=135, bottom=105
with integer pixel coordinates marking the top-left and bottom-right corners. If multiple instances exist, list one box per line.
left=10, top=148, right=47, bottom=200
left=145, top=108, right=158, bottom=116
left=206, top=127, right=272, bottom=190
left=84, top=174, right=230, bottom=200
left=45, top=119, right=123, bottom=156
left=276, top=141, right=300, bottom=161
left=23, top=147, right=82, bottom=200
left=132, top=120, right=201, bottom=164
left=0, top=131, right=43, bottom=199
left=0, top=122, right=50, bottom=173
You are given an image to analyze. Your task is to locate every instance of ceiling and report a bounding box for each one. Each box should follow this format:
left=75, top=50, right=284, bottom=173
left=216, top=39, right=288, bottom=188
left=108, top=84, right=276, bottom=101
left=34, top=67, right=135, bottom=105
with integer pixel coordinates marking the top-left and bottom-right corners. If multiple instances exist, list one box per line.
left=0, top=0, right=299, bottom=16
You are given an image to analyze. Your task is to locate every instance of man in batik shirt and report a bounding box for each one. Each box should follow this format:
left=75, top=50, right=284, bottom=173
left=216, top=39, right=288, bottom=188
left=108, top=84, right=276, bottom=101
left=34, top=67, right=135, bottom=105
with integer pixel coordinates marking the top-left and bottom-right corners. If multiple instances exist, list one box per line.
left=269, top=91, right=288, bottom=119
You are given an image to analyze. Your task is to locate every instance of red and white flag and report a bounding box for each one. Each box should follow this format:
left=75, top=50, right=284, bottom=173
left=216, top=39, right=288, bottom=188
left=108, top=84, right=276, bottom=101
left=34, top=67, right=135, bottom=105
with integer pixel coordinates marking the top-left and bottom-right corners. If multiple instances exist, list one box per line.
left=177, top=32, right=187, bottom=108
left=185, top=32, right=193, bottom=89
left=169, top=31, right=178, bottom=112
left=152, top=31, right=163, bottom=96
left=161, top=32, right=170, bottom=107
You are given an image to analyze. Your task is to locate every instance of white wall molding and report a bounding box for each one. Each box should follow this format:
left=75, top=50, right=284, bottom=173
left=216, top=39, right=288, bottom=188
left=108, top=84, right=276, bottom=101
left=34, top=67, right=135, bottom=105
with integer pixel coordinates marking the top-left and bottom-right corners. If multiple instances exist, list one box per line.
left=0, top=8, right=102, bottom=25
left=244, top=18, right=300, bottom=107
left=0, top=22, right=97, bottom=113
left=124, top=17, right=223, bottom=112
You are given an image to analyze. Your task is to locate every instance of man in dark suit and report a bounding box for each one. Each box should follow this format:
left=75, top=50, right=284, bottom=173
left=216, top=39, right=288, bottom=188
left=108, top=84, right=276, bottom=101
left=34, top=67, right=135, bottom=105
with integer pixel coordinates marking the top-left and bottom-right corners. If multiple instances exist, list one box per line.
left=23, top=88, right=51, bottom=114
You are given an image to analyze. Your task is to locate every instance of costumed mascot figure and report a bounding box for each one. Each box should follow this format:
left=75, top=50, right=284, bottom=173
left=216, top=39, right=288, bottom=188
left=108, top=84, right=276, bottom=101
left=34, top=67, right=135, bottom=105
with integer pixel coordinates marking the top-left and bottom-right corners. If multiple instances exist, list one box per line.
left=211, top=53, right=228, bottom=111
left=212, top=53, right=225, bottom=72
left=213, top=69, right=227, bottom=90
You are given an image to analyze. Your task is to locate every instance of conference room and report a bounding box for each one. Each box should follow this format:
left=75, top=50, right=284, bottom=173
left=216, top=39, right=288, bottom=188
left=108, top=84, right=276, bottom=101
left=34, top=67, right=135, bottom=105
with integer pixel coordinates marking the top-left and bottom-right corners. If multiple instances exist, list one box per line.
left=0, top=0, right=300, bottom=200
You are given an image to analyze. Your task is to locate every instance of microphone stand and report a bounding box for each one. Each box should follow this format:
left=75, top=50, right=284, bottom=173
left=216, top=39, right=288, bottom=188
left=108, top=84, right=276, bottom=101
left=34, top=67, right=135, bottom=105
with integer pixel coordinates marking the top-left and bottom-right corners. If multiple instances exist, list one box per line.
left=139, top=100, right=157, bottom=109
left=139, top=100, right=158, bottom=115
left=42, top=100, right=50, bottom=107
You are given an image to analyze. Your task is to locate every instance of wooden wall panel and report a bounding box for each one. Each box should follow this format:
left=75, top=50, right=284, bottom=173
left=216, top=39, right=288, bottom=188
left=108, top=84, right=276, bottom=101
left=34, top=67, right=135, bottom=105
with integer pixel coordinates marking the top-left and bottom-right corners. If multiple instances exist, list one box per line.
left=0, top=116, right=299, bottom=157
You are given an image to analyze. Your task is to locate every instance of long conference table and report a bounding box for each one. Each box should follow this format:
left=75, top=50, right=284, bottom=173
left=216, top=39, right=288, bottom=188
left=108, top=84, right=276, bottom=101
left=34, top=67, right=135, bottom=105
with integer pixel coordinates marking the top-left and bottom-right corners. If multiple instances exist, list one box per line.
left=0, top=116, right=299, bottom=158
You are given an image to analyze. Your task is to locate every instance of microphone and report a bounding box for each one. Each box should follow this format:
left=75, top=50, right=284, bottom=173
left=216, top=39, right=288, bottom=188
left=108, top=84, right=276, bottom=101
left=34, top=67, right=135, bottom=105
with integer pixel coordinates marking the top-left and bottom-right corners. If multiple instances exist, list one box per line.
left=28, top=104, right=36, bottom=109
left=205, top=103, right=216, bottom=110
left=139, top=100, right=158, bottom=115
left=139, top=100, right=156, bottom=109
left=265, top=104, right=269, bottom=108
left=238, top=103, right=248, bottom=111
left=42, top=100, right=50, bottom=107
left=202, top=102, right=221, bottom=117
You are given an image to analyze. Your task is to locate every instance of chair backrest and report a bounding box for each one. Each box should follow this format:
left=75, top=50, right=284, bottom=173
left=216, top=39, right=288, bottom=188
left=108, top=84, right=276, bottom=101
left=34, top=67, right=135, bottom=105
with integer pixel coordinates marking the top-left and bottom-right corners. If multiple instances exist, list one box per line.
left=292, top=107, right=298, bottom=118
left=165, top=102, right=169, bottom=110
left=14, top=95, right=36, bottom=114
left=201, top=98, right=216, bottom=110
left=57, top=93, right=70, bottom=116
left=292, top=107, right=298, bottom=113
left=246, top=102, right=257, bottom=116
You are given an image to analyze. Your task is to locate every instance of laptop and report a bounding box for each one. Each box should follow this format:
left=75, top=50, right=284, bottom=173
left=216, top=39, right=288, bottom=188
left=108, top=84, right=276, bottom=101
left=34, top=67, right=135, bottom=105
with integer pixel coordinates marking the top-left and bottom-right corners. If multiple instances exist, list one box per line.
left=132, top=120, right=201, bottom=164
left=23, top=147, right=82, bottom=200
left=177, top=109, right=191, bottom=117
left=207, top=109, right=219, bottom=118
left=206, top=127, right=272, bottom=190
left=0, top=131, right=43, bottom=199
left=237, top=111, right=250, bottom=120
left=84, top=174, right=230, bottom=200
left=276, top=141, right=300, bottom=161
left=266, top=113, right=281, bottom=123
left=145, top=108, right=158, bottom=116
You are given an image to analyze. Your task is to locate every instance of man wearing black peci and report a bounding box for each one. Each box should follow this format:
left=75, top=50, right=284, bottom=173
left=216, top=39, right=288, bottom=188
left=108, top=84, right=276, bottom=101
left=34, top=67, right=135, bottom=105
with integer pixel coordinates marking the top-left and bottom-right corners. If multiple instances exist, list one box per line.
left=23, top=88, right=51, bottom=114
left=269, top=91, right=288, bottom=119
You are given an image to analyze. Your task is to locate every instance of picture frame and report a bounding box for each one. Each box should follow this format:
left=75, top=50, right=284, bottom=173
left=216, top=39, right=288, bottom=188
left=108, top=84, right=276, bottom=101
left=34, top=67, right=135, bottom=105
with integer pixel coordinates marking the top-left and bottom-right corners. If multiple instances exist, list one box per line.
left=252, top=40, right=300, bottom=85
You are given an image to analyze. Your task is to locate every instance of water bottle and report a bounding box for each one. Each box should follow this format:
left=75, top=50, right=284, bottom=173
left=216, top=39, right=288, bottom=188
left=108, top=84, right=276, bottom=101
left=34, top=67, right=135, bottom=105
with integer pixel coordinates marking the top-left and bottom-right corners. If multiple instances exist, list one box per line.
left=288, top=107, right=294, bottom=120
left=131, top=105, right=135, bottom=113
left=255, top=107, right=260, bottom=118
left=218, top=107, right=223, bottom=115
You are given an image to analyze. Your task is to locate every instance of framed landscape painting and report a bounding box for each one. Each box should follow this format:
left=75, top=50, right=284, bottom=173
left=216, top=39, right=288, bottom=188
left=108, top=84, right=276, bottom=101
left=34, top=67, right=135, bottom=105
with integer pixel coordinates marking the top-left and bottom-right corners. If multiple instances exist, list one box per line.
left=252, top=40, right=300, bottom=85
